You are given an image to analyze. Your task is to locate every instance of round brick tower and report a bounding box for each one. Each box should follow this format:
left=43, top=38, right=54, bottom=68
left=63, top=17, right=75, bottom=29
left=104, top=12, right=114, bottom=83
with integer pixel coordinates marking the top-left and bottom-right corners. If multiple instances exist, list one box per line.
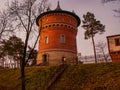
left=36, top=2, right=80, bottom=65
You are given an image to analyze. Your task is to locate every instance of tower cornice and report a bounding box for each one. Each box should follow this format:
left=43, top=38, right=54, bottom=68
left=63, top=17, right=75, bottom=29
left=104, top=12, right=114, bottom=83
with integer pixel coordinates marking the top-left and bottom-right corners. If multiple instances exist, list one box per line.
left=36, top=10, right=80, bottom=27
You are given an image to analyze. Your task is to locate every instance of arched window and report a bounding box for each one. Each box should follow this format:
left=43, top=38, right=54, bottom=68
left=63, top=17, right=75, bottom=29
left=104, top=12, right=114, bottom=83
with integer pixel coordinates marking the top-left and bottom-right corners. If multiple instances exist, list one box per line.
left=60, top=35, right=65, bottom=43
left=45, top=36, right=49, bottom=44
left=62, top=57, right=66, bottom=64
left=42, top=54, right=47, bottom=63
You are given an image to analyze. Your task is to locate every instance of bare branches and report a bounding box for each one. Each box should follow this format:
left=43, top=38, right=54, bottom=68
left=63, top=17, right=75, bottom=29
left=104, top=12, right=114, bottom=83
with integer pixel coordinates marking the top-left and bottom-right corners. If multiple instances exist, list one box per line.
left=113, top=8, right=120, bottom=17
left=38, top=0, right=48, bottom=14
left=0, top=10, right=14, bottom=40
left=7, top=0, right=48, bottom=33
left=96, top=41, right=108, bottom=62
left=102, top=0, right=118, bottom=3
left=96, top=41, right=107, bottom=53
left=102, top=0, right=120, bottom=19
left=6, top=0, right=48, bottom=89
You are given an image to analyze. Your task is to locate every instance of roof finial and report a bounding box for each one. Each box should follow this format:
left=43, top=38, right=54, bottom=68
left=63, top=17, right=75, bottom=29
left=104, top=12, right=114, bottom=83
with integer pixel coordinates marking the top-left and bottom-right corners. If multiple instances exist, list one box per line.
left=55, top=1, right=62, bottom=11
left=58, top=1, right=60, bottom=7
left=72, top=10, right=76, bottom=14
left=47, top=6, right=51, bottom=11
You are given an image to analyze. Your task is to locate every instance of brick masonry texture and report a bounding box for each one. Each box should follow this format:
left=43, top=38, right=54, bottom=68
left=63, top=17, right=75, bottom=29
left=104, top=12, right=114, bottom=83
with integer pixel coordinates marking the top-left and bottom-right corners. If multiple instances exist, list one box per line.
left=36, top=12, right=80, bottom=65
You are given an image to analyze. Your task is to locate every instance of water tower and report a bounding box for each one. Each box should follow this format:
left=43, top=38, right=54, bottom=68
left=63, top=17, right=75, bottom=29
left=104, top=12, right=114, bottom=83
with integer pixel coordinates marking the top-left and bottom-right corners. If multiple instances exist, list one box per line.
left=36, top=2, right=80, bottom=65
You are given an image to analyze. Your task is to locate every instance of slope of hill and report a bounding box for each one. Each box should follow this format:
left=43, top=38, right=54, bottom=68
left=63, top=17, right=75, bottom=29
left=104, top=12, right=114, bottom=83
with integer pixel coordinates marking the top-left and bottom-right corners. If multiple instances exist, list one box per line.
left=49, top=63, right=120, bottom=90
left=0, top=63, right=120, bottom=90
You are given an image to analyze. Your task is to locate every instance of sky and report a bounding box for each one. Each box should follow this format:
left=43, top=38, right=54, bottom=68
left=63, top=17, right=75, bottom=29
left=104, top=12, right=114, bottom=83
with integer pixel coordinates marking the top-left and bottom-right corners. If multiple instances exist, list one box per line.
left=0, top=0, right=120, bottom=56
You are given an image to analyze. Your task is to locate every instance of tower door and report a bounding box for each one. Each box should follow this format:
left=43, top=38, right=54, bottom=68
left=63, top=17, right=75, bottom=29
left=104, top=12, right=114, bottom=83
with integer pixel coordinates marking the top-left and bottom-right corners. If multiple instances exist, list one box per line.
left=42, top=54, right=47, bottom=63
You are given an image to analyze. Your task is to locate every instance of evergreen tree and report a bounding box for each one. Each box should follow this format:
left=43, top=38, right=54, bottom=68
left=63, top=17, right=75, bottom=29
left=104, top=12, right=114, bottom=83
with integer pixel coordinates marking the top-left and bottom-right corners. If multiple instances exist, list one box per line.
left=3, top=35, right=24, bottom=56
left=0, top=35, right=24, bottom=62
left=0, top=35, right=37, bottom=66
left=0, top=35, right=24, bottom=67
left=82, top=12, right=105, bottom=63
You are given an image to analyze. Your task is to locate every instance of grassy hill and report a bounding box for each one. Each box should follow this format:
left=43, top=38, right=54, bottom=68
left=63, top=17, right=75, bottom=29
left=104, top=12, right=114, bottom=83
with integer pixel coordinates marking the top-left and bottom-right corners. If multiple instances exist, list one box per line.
left=0, top=63, right=120, bottom=90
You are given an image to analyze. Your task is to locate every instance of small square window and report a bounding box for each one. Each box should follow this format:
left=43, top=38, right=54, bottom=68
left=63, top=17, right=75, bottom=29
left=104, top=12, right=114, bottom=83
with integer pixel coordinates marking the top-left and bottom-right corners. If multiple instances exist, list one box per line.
left=115, top=38, right=120, bottom=46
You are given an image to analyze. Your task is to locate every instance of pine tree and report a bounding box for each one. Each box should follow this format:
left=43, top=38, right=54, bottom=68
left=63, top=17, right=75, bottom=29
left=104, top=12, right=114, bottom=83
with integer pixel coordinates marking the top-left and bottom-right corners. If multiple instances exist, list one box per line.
left=82, top=12, right=105, bottom=63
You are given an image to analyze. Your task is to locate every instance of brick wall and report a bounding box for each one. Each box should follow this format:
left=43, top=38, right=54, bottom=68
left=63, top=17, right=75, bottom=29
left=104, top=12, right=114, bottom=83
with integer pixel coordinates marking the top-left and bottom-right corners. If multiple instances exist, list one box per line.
left=37, top=12, right=79, bottom=65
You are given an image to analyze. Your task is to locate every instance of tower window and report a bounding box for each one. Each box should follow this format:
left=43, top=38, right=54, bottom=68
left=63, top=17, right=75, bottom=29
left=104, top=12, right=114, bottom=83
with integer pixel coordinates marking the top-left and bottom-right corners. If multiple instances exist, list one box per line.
left=45, top=36, right=49, bottom=44
left=60, top=35, right=65, bottom=43
left=42, top=54, right=47, bottom=63
left=115, top=38, right=120, bottom=46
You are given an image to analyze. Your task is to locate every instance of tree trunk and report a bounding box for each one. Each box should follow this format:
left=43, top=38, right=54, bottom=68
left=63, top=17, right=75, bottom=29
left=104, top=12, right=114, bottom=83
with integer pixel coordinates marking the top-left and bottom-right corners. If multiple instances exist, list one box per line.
left=25, top=32, right=40, bottom=65
left=21, top=63, right=25, bottom=90
left=91, top=36, right=97, bottom=63
left=21, top=32, right=29, bottom=90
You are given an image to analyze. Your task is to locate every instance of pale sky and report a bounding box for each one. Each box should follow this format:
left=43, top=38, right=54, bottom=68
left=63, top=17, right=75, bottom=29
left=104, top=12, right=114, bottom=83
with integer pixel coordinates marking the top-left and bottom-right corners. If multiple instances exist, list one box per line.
left=0, top=0, right=120, bottom=56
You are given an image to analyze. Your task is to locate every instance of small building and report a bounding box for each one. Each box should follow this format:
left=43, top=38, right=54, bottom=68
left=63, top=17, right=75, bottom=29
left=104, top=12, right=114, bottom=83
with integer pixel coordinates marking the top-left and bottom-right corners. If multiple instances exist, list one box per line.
left=36, top=2, right=80, bottom=65
left=107, top=34, right=120, bottom=62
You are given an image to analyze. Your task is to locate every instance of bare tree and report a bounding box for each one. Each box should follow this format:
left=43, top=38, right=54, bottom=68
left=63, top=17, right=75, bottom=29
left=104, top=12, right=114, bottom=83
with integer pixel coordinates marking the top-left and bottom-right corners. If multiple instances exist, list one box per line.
left=96, top=41, right=108, bottom=62
left=102, top=0, right=120, bottom=18
left=7, top=0, right=48, bottom=90
left=0, top=10, right=14, bottom=41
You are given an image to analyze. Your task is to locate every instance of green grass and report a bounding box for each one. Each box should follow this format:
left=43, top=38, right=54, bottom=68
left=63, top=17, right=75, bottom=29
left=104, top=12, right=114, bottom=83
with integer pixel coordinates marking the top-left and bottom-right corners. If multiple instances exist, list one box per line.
left=0, top=66, right=57, bottom=90
left=0, top=63, right=120, bottom=90
left=49, top=63, right=120, bottom=90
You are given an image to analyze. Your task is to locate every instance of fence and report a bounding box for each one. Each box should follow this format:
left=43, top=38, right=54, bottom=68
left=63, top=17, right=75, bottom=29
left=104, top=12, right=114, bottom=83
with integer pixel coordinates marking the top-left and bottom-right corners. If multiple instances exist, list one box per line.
left=0, top=56, right=20, bottom=68
left=78, top=54, right=112, bottom=64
